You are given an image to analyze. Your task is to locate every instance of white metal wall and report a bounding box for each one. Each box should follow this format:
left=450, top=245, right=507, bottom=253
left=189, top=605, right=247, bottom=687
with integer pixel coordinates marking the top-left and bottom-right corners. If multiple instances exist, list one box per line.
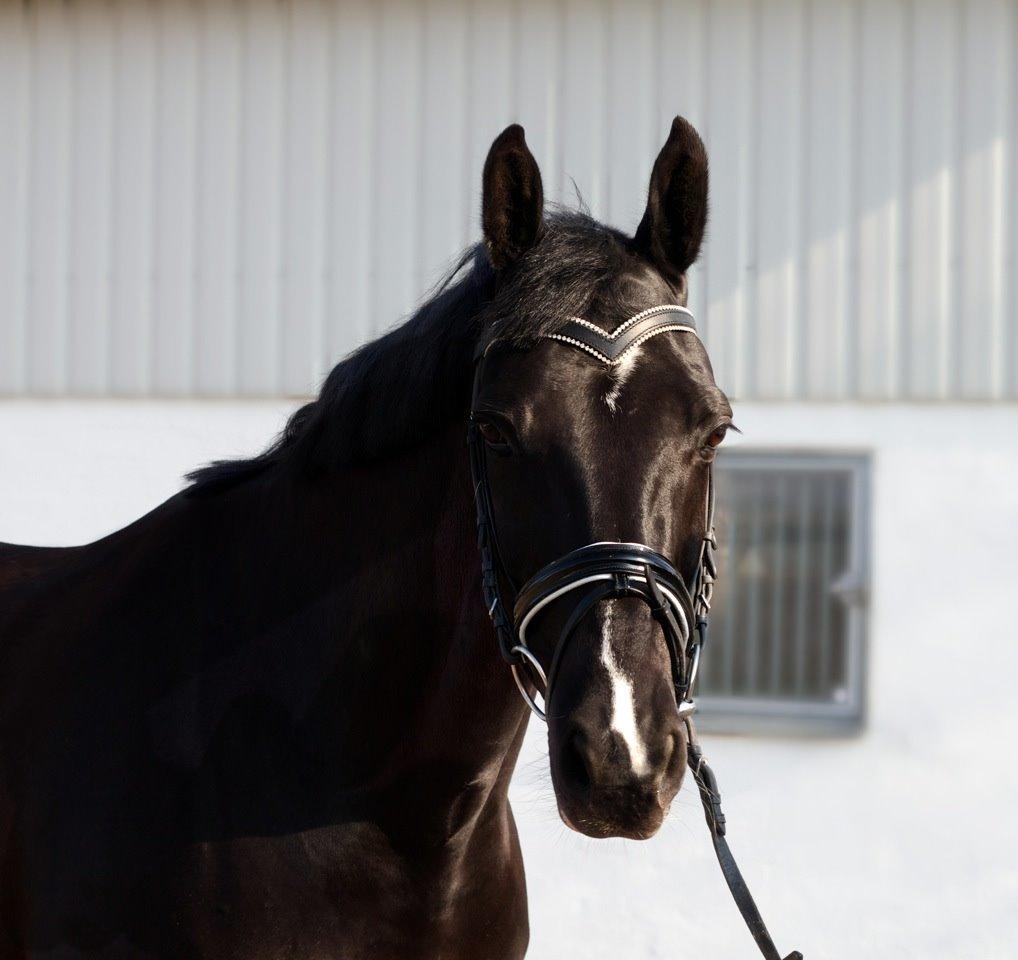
left=0, top=0, right=1015, bottom=400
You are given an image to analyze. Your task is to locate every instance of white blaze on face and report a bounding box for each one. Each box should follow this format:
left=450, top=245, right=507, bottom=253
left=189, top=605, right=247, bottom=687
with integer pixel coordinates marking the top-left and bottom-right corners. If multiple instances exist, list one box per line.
left=599, top=601, right=651, bottom=777
left=603, top=347, right=642, bottom=413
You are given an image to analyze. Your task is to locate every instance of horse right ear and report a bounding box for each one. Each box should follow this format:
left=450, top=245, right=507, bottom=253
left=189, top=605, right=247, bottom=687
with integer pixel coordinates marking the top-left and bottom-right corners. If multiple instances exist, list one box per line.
left=634, top=116, right=709, bottom=281
left=482, top=124, right=544, bottom=270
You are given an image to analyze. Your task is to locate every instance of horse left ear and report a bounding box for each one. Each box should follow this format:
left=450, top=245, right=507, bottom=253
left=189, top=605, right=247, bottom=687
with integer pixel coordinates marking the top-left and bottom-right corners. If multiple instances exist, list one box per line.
left=634, top=116, right=709, bottom=281
left=482, top=124, right=544, bottom=270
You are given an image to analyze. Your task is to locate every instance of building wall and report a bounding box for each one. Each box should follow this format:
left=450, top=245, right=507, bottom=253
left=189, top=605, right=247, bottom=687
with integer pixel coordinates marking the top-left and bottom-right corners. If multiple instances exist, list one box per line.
left=2, top=398, right=1016, bottom=957
left=1, top=0, right=1016, bottom=401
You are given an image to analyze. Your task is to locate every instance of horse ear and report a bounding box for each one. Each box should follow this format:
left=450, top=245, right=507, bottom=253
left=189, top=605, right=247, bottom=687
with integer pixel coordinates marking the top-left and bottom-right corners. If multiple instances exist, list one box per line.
left=634, top=116, right=708, bottom=280
left=482, top=124, right=544, bottom=269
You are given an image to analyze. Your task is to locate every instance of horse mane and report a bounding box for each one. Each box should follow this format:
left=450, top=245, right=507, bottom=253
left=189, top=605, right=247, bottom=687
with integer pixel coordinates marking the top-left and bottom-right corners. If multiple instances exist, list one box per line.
left=186, top=211, right=635, bottom=494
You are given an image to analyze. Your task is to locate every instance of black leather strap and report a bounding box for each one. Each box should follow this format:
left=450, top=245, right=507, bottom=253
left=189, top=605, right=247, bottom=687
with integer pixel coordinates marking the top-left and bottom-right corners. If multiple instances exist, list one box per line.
left=544, top=580, right=617, bottom=697
left=547, top=305, right=696, bottom=365
left=467, top=345, right=520, bottom=665
left=512, top=541, right=692, bottom=628
left=512, top=542, right=694, bottom=707
left=687, top=724, right=802, bottom=960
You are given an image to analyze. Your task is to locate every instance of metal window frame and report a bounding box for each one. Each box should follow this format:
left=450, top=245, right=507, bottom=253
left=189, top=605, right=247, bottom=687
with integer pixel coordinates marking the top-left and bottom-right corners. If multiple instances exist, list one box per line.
left=696, top=449, right=871, bottom=738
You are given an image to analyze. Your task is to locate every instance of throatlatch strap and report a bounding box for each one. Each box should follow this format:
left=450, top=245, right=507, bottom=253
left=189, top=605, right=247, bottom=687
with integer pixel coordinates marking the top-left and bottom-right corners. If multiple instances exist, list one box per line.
left=686, top=725, right=803, bottom=960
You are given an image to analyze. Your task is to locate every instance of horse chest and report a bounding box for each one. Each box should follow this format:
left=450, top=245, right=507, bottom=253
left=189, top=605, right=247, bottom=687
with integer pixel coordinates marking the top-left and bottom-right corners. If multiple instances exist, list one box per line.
left=147, top=814, right=529, bottom=960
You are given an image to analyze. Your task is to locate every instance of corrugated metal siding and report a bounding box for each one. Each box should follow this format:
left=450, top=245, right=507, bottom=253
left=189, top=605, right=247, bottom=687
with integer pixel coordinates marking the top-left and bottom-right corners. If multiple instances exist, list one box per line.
left=0, top=0, right=1015, bottom=399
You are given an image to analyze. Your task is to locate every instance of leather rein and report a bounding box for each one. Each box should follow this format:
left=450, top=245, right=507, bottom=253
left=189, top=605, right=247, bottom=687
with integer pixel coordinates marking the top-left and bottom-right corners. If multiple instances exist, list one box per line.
left=467, top=304, right=802, bottom=960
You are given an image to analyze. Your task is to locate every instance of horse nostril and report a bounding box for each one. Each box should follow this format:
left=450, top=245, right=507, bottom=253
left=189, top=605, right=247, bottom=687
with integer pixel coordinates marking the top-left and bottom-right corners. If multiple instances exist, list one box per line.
left=653, top=727, right=686, bottom=794
left=661, top=729, right=682, bottom=778
left=561, top=728, right=593, bottom=793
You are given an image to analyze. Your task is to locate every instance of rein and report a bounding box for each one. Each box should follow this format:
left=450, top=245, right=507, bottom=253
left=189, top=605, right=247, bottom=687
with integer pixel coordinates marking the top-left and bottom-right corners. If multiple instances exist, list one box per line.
left=467, top=304, right=802, bottom=960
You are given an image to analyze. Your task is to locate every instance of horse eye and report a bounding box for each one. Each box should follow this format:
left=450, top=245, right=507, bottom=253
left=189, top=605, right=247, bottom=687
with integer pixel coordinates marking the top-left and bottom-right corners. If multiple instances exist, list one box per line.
left=478, top=421, right=509, bottom=448
left=706, top=425, right=728, bottom=449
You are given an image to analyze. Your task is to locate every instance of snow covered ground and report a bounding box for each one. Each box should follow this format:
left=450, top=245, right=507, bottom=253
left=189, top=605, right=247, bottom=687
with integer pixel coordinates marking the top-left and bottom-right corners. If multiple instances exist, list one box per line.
left=3, top=399, right=1017, bottom=959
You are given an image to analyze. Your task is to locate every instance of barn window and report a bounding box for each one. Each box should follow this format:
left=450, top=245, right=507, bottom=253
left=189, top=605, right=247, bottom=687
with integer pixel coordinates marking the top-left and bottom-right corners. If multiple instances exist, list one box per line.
left=696, top=452, right=870, bottom=735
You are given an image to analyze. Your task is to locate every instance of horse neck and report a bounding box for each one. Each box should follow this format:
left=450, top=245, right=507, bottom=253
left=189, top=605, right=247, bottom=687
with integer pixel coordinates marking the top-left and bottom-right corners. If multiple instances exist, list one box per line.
left=209, top=418, right=529, bottom=831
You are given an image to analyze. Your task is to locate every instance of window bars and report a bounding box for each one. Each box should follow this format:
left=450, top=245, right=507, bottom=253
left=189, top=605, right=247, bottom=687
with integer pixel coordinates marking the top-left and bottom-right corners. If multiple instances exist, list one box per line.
left=696, top=452, right=870, bottom=735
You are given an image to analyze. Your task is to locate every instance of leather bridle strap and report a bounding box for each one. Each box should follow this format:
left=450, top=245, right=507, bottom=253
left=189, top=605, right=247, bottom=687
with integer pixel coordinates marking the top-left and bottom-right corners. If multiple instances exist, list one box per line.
left=513, top=541, right=695, bottom=714
left=686, top=719, right=803, bottom=960
left=525, top=549, right=692, bottom=704
left=546, top=304, right=698, bottom=365
left=467, top=332, right=521, bottom=666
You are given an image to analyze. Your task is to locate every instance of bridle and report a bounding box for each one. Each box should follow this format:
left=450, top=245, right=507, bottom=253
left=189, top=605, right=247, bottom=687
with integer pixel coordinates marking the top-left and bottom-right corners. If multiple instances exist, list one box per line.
left=469, top=305, right=714, bottom=722
left=468, top=304, right=802, bottom=960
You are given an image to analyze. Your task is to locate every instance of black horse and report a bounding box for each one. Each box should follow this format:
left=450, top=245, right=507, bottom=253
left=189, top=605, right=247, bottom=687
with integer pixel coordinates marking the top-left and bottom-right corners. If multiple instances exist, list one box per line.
left=1, top=118, right=745, bottom=959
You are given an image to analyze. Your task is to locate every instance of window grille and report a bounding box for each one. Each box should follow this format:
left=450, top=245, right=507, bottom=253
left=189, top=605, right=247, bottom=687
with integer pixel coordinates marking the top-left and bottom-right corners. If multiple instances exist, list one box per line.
left=696, top=452, right=870, bottom=735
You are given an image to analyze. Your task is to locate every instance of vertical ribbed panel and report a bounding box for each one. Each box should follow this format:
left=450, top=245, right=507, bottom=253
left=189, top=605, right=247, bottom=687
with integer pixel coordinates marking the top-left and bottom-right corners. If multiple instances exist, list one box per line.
left=194, top=0, right=241, bottom=395
left=857, top=0, right=905, bottom=399
left=110, top=0, right=156, bottom=395
left=0, top=0, right=1016, bottom=399
left=0, top=3, right=31, bottom=395
left=27, top=0, right=73, bottom=394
